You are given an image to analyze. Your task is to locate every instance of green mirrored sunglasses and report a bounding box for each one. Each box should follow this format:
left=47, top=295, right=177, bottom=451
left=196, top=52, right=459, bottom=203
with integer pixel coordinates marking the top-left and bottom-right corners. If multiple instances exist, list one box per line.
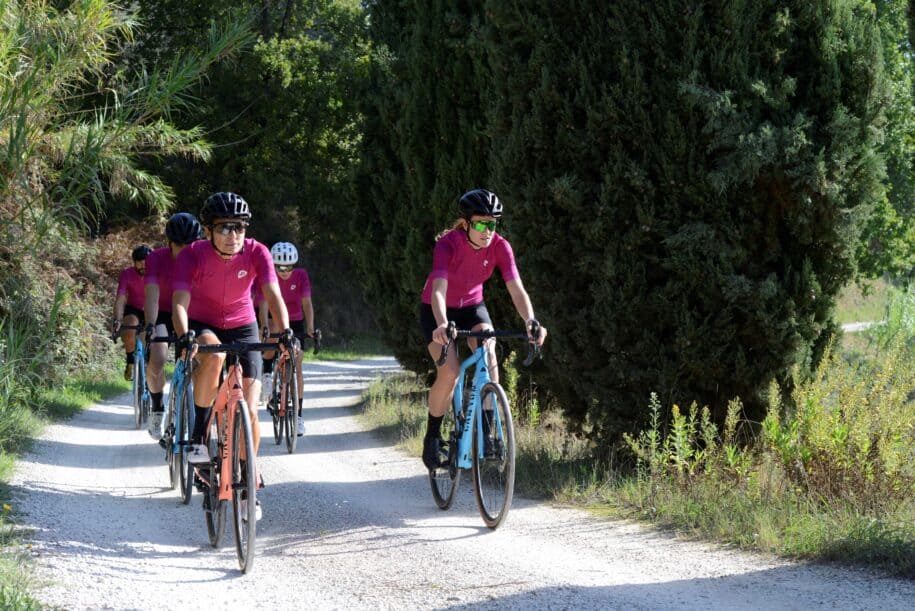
left=470, top=219, right=497, bottom=232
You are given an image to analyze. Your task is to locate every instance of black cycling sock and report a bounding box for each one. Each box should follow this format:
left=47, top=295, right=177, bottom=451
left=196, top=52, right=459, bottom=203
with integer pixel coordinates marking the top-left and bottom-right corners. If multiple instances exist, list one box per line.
left=150, top=392, right=164, bottom=412
left=263, top=357, right=274, bottom=374
left=191, top=404, right=210, bottom=443
left=126, top=351, right=135, bottom=364
left=427, top=414, right=443, bottom=439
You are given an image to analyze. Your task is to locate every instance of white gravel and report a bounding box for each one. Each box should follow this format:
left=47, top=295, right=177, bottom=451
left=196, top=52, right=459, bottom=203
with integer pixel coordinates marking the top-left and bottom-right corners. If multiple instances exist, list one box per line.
left=10, top=356, right=914, bottom=610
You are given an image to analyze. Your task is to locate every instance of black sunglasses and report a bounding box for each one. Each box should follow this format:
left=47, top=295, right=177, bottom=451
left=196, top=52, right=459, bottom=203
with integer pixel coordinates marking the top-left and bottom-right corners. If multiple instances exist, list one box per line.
left=212, top=222, right=248, bottom=236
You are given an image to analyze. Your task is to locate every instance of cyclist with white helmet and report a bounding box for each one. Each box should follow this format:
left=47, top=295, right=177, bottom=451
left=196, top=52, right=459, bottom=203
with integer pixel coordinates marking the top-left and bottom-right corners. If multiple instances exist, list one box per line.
left=172, top=192, right=292, bottom=519
left=419, top=188, right=546, bottom=470
left=143, top=212, right=201, bottom=440
left=113, top=245, right=151, bottom=381
left=258, top=241, right=315, bottom=436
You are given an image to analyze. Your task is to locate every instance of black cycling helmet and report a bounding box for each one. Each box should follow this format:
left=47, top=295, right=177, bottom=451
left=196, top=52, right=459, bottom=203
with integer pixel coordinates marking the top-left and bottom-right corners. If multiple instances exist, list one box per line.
left=165, top=212, right=202, bottom=245
left=458, top=188, right=502, bottom=219
left=200, top=192, right=251, bottom=226
left=131, top=244, right=152, bottom=261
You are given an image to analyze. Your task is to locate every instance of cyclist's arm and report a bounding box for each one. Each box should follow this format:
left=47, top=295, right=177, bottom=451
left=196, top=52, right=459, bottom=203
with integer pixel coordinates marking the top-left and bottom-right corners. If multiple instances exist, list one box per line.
left=257, top=299, right=269, bottom=332
left=113, top=293, right=127, bottom=322
left=302, top=296, right=315, bottom=336
left=261, top=282, right=290, bottom=331
left=172, top=289, right=191, bottom=338
left=506, top=278, right=546, bottom=345
left=144, top=284, right=159, bottom=329
left=430, top=278, right=450, bottom=345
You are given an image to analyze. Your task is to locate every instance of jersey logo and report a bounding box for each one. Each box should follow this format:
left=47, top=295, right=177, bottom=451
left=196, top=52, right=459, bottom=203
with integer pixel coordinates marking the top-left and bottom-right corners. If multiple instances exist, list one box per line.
left=483, top=259, right=489, bottom=267
left=237, top=270, right=248, bottom=279
left=291, top=284, right=297, bottom=290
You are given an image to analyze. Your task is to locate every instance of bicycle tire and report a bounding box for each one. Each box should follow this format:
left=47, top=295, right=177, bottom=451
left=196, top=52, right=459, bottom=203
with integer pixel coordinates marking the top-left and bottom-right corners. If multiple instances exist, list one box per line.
left=132, top=359, right=142, bottom=430
left=231, top=400, right=257, bottom=573
left=166, top=389, right=178, bottom=490
left=205, top=422, right=225, bottom=547
left=472, top=382, right=515, bottom=529
left=284, top=360, right=299, bottom=453
left=177, top=380, right=194, bottom=505
left=270, top=366, right=282, bottom=445
left=429, top=403, right=460, bottom=509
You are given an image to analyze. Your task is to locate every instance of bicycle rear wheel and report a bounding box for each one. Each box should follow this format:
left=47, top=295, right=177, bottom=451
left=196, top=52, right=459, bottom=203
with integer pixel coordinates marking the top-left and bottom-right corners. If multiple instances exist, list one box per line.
left=231, top=400, right=257, bottom=573
left=472, top=382, right=515, bottom=529
left=283, top=361, right=299, bottom=453
left=429, top=404, right=460, bottom=509
left=204, top=422, right=225, bottom=547
left=177, top=381, right=194, bottom=504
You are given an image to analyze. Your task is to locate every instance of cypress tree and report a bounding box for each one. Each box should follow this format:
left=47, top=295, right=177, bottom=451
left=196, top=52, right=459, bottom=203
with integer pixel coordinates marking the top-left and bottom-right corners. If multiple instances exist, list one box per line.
left=483, top=1, right=888, bottom=437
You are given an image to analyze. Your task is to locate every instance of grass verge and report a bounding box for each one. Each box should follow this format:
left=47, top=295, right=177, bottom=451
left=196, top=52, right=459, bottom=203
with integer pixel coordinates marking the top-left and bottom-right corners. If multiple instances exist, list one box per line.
left=356, top=356, right=914, bottom=579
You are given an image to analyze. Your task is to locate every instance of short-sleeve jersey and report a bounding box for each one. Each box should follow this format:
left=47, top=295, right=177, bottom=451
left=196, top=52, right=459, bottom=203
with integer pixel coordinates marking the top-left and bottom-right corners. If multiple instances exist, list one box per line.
left=173, top=238, right=277, bottom=329
left=278, top=268, right=311, bottom=322
left=420, top=229, right=519, bottom=308
left=117, top=267, right=145, bottom=311
left=144, top=247, right=177, bottom=313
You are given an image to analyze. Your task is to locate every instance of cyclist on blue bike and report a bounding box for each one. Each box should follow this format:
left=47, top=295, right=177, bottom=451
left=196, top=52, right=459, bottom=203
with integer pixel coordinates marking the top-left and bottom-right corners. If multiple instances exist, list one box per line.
left=143, top=212, right=202, bottom=441
left=419, top=188, right=547, bottom=469
left=113, top=244, right=151, bottom=381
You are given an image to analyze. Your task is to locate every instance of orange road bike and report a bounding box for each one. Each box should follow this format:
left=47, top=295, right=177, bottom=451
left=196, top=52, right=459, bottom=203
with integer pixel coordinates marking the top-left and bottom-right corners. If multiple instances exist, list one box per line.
left=186, top=331, right=292, bottom=573
left=266, top=329, right=321, bottom=453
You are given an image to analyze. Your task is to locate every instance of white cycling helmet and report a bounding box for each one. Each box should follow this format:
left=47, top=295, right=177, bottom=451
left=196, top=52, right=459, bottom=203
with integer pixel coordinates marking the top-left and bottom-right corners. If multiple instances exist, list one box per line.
left=271, top=242, right=298, bottom=265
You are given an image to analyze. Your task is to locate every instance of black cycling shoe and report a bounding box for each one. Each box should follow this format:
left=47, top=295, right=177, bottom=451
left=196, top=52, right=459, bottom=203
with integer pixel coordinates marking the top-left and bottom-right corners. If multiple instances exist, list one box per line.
left=483, top=436, right=504, bottom=461
left=422, top=435, right=447, bottom=470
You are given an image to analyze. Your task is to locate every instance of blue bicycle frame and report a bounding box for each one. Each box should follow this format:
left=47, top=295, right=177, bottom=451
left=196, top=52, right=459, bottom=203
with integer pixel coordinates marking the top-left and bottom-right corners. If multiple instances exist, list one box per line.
left=452, top=345, right=503, bottom=469
left=168, top=359, right=193, bottom=456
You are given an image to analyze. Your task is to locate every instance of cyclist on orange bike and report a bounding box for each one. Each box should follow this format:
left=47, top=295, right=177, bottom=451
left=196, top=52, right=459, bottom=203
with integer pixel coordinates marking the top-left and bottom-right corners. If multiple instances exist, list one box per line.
left=113, top=244, right=151, bottom=381
left=143, top=212, right=202, bottom=441
left=419, top=188, right=546, bottom=469
left=172, top=192, right=292, bottom=516
left=258, top=242, right=315, bottom=436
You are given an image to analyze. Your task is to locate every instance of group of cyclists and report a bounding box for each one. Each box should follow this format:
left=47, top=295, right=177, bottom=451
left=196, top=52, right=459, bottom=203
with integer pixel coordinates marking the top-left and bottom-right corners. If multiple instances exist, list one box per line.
left=111, top=187, right=546, bottom=523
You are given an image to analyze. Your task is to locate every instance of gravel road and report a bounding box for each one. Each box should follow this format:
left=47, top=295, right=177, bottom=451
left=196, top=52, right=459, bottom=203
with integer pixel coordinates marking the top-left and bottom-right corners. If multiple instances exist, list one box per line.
left=10, top=357, right=914, bottom=610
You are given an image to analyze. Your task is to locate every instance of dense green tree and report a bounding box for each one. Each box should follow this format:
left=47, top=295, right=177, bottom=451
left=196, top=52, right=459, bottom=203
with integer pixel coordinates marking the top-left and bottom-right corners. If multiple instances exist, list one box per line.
left=129, top=0, right=376, bottom=335
left=354, top=1, right=890, bottom=443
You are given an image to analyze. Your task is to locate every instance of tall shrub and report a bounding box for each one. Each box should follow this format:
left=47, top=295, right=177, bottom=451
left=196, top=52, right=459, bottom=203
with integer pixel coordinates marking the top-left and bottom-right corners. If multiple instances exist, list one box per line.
left=481, top=1, right=888, bottom=439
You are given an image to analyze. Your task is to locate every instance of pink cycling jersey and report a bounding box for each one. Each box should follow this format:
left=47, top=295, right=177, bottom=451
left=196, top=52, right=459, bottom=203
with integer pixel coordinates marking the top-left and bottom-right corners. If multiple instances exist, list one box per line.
left=278, top=268, right=311, bottom=322
left=420, top=229, right=519, bottom=308
left=117, top=267, right=145, bottom=310
left=144, top=247, right=177, bottom=313
left=251, top=269, right=310, bottom=321
left=173, top=238, right=277, bottom=328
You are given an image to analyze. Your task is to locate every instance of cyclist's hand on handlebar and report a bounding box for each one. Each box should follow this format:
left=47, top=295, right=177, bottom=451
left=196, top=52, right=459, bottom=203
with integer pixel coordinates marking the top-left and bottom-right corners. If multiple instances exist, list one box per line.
left=527, top=318, right=547, bottom=347
left=431, top=323, right=454, bottom=346
left=144, top=324, right=155, bottom=346
left=110, top=319, right=122, bottom=341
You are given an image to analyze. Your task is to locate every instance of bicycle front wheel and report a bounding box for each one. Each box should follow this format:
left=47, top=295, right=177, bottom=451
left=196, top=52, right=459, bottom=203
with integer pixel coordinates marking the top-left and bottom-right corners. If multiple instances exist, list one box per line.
left=132, top=363, right=142, bottom=429
left=231, top=400, right=257, bottom=573
left=283, top=361, right=299, bottom=454
left=429, top=404, right=460, bottom=510
left=472, top=382, right=515, bottom=529
left=177, top=381, right=194, bottom=505
left=205, top=421, right=225, bottom=547
left=166, top=390, right=178, bottom=490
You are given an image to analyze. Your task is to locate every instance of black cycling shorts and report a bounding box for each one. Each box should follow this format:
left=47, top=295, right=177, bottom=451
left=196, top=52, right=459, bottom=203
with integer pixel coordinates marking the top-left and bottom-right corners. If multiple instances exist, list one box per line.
left=419, top=301, right=492, bottom=344
left=155, top=311, right=174, bottom=335
left=123, top=304, right=145, bottom=325
left=188, top=320, right=262, bottom=380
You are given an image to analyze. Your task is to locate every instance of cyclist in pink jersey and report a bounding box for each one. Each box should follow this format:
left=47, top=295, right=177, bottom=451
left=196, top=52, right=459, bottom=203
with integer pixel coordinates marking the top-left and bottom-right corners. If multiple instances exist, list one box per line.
left=143, top=212, right=201, bottom=441
left=113, top=244, right=151, bottom=381
left=258, top=242, right=315, bottom=436
left=172, top=192, right=291, bottom=520
left=419, top=188, right=547, bottom=470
